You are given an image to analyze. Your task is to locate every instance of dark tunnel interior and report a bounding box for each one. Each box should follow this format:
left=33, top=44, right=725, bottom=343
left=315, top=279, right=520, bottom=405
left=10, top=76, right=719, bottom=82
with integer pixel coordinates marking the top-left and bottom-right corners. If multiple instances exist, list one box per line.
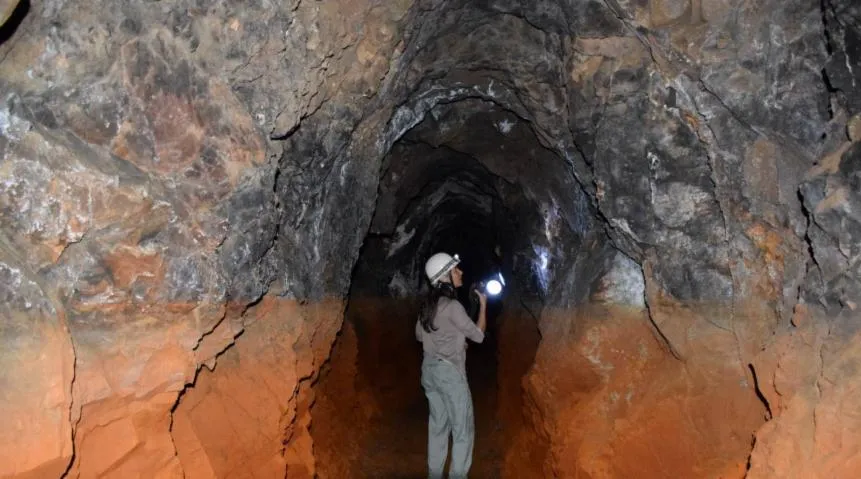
left=311, top=95, right=611, bottom=475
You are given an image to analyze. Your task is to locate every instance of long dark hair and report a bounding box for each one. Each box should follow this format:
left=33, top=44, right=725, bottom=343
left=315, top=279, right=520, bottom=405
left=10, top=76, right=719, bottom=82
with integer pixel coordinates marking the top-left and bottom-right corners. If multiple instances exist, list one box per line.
left=419, top=282, right=457, bottom=332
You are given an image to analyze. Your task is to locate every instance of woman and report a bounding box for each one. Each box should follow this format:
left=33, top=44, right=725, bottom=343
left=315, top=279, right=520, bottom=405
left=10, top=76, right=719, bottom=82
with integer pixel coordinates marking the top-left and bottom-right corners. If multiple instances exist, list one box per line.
left=415, top=252, right=487, bottom=479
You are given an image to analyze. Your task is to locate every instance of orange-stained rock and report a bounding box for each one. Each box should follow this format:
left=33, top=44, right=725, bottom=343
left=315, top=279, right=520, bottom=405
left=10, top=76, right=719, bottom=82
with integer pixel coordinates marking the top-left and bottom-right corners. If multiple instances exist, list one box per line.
left=45, top=295, right=343, bottom=479
left=67, top=390, right=184, bottom=478
left=0, top=321, right=75, bottom=478
left=63, top=320, right=199, bottom=478
left=748, top=306, right=861, bottom=478
left=171, top=296, right=345, bottom=478
left=495, top=300, right=546, bottom=476
left=102, top=245, right=166, bottom=291
left=506, top=303, right=766, bottom=478
left=313, top=318, right=367, bottom=478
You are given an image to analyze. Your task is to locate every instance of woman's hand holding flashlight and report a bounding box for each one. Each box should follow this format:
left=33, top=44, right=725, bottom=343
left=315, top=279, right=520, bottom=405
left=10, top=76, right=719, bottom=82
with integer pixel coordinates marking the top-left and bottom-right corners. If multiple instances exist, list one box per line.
left=474, top=288, right=487, bottom=333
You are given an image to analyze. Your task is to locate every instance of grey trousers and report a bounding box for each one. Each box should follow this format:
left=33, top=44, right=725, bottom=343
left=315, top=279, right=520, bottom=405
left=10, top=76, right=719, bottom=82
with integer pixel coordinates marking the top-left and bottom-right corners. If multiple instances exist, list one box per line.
left=420, top=357, right=475, bottom=479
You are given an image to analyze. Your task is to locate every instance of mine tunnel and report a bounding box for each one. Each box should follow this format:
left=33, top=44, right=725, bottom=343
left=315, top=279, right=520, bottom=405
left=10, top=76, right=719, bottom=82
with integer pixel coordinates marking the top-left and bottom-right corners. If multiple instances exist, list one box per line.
left=1, top=0, right=861, bottom=478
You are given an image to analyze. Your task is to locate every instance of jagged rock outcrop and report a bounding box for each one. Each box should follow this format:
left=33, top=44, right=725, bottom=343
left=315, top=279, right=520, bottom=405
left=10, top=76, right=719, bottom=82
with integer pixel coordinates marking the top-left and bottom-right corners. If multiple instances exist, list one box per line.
left=0, top=0, right=407, bottom=476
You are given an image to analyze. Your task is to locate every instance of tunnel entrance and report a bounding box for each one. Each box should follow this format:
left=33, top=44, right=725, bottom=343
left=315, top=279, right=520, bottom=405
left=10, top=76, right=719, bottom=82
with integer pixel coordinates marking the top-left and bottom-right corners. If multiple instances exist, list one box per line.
left=309, top=71, right=774, bottom=477
left=310, top=100, right=552, bottom=476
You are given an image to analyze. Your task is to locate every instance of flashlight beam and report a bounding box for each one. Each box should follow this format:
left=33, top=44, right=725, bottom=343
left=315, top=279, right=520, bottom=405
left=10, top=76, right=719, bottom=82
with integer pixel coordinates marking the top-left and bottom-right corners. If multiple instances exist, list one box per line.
left=485, top=279, right=503, bottom=296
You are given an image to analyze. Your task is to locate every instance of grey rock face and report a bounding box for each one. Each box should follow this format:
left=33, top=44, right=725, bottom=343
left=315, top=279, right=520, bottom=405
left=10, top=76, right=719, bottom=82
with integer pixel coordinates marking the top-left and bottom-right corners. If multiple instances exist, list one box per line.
left=801, top=142, right=861, bottom=314
left=697, top=0, right=829, bottom=145
left=591, top=251, right=646, bottom=307
left=799, top=0, right=861, bottom=321
left=824, top=0, right=861, bottom=115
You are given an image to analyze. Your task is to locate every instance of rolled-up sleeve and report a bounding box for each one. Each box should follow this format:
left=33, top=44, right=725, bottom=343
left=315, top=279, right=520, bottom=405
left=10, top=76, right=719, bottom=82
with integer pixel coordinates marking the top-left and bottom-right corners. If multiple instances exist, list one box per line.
left=447, top=301, right=484, bottom=343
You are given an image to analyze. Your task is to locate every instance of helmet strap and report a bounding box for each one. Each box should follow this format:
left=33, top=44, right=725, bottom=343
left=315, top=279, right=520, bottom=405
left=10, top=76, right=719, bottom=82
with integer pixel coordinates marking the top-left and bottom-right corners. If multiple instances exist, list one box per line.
left=435, top=281, right=456, bottom=295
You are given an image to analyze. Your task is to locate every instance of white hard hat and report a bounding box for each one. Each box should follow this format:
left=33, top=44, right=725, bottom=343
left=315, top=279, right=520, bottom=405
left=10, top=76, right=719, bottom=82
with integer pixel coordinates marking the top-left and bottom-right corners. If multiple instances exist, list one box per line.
left=425, top=252, right=460, bottom=285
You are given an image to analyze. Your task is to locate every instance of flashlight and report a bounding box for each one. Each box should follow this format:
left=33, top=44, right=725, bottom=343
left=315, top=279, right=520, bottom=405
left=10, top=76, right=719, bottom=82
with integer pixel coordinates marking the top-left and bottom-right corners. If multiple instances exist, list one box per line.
left=485, top=279, right=503, bottom=296
left=482, top=273, right=505, bottom=297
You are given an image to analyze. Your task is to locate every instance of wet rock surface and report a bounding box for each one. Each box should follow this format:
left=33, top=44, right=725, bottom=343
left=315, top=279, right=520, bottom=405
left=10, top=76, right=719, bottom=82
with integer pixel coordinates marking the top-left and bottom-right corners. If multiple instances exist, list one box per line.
left=0, top=0, right=859, bottom=477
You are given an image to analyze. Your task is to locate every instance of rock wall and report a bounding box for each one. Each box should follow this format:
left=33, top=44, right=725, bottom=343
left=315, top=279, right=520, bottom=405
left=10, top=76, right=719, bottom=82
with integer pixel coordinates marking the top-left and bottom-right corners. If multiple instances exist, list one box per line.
left=497, top=0, right=861, bottom=476
left=171, top=297, right=344, bottom=478
left=0, top=0, right=409, bottom=476
left=506, top=303, right=769, bottom=477
left=0, top=264, right=74, bottom=478
left=363, top=0, right=860, bottom=476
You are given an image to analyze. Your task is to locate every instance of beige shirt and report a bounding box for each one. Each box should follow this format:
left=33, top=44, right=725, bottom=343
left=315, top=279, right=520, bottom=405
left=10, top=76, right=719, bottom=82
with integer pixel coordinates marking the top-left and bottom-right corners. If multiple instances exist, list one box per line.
left=416, top=297, right=484, bottom=374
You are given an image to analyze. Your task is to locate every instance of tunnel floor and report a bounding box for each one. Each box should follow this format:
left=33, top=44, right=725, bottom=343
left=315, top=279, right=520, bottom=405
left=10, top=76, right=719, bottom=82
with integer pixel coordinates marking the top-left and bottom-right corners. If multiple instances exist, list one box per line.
left=312, top=297, right=520, bottom=477
left=350, top=339, right=503, bottom=477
